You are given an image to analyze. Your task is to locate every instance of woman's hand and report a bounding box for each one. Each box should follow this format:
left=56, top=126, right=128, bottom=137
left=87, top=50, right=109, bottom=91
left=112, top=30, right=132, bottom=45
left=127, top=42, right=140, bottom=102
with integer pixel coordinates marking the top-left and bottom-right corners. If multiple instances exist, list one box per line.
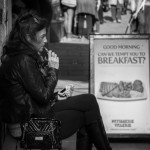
left=57, top=84, right=74, bottom=100
left=64, top=84, right=74, bottom=97
left=48, top=50, right=59, bottom=69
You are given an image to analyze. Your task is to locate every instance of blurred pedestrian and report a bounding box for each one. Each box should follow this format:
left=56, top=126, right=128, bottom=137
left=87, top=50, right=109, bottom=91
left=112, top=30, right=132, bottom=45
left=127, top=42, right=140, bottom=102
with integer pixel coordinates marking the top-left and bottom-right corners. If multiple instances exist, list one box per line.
left=94, top=0, right=101, bottom=33
left=75, top=0, right=99, bottom=40
left=122, top=0, right=128, bottom=15
left=60, top=0, right=77, bottom=41
left=98, top=0, right=109, bottom=24
left=51, top=0, right=63, bottom=21
left=128, top=0, right=138, bottom=33
left=98, top=0, right=105, bottom=24
left=109, top=0, right=124, bottom=23
left=132, top=0, right=150, bottom=34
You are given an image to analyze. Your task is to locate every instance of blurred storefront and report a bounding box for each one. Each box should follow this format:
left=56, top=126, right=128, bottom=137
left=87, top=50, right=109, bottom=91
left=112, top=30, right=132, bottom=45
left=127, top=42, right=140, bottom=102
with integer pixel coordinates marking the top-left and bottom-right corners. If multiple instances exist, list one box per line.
left=0, top=0, right=64, bottom=49
left=0, top=0, right=12, bottom=63
left=0, top=0, right=11, bottom=148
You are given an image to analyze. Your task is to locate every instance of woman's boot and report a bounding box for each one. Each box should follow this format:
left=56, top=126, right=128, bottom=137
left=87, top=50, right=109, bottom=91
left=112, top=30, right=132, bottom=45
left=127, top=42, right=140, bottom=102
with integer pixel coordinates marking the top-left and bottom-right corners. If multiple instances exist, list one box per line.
left=76, top=127, right=92, bottom=150
left=97, top=118, right=112, bottom=150
left=86, top=120, right=112, bottom=150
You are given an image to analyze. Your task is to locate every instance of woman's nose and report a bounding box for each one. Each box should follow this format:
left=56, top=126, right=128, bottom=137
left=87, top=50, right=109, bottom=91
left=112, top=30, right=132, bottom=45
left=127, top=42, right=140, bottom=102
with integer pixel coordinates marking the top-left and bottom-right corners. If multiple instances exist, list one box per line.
left=44, top=37, right=47, bottom=43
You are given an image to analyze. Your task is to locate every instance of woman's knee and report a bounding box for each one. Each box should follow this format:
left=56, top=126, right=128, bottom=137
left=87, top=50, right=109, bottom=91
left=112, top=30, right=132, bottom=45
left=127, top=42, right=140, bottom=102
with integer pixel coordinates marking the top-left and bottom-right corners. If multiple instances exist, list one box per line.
left=83, top=94, right=98, bottom=106
left=78, top=93, right=95, bottom=101
left=87, top=94, right=97, bottom=101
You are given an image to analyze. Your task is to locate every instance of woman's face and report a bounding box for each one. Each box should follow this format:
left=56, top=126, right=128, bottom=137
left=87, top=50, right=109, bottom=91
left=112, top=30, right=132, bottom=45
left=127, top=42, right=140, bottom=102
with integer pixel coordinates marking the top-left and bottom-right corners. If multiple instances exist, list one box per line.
left=30, top=28, right=47, bottom=52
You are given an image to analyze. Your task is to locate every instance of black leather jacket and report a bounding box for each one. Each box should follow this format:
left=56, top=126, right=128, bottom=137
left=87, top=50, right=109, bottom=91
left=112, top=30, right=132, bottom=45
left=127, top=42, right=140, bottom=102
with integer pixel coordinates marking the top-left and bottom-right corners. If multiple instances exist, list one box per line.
left=0, top=46, right=58, bottom=123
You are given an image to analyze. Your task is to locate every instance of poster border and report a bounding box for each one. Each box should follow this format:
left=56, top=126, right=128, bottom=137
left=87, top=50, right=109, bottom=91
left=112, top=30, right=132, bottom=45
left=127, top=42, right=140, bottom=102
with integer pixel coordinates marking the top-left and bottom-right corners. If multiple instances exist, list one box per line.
left=89, top=34, right=150, bottom=138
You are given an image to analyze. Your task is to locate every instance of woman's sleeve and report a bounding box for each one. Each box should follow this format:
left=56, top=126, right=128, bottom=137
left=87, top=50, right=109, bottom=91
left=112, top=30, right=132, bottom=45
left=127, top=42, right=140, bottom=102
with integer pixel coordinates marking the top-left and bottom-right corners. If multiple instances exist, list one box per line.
left=18, top=55, right=58, bottom=106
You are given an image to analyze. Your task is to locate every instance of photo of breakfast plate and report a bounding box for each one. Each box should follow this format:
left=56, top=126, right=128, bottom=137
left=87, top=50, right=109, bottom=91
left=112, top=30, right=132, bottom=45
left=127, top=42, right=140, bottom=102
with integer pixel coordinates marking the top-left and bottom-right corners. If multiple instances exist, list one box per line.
left=97, top=80, right=147, bottom=101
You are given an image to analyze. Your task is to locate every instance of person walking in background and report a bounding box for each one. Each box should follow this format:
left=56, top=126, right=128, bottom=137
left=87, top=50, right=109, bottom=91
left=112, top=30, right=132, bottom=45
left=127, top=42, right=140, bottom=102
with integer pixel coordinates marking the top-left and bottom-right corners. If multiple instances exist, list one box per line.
left=94, top=0, right=101, bottom=34
left=51, top=0, right=63, bottom=21
left=132, top=0, right=150, bottom=34
left=98, top=0, right=105, bottom=24
left=99, top=0, right=110, bottom=24
left=128, top=0, right=138, bottom=33
left=121, top=0, right=128, bottom=15
left=109, top=0, right=124, bottom=23
left=60, top=0, right=77, bottom=41
left=75, top=0, right=99, bottom=40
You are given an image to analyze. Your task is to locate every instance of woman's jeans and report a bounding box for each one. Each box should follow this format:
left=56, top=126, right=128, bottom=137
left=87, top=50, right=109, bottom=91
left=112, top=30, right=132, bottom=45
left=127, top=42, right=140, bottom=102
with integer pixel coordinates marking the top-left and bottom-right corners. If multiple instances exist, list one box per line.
left=53, top=94, right=101, bottom=139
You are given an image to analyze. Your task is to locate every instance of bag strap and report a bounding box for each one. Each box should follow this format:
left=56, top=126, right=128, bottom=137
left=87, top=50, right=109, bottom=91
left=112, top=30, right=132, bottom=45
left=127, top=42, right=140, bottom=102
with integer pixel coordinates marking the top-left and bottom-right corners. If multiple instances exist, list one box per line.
left=15, top=140, right=18, bottom=150
left=20, top=123, right=28, bottom=149
left=16, top=139, right=30, bottom=150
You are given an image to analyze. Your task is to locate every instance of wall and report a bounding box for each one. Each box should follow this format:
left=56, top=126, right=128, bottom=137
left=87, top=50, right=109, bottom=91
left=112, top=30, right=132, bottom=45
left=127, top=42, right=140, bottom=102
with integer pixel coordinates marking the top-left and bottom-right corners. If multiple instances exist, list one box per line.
left=0, top=0, right=11, bottom=65
left=48, top=43, right=89, bottom=81
left=0, top=1, right=8, bottom=149
left=0, top=0, right=5, bottom=64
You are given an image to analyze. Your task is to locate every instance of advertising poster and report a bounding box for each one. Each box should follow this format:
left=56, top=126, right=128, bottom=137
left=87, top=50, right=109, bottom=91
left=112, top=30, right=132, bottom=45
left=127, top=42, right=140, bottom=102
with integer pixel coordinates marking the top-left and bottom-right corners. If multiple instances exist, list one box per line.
left=90, top=35, right=150, bottom=137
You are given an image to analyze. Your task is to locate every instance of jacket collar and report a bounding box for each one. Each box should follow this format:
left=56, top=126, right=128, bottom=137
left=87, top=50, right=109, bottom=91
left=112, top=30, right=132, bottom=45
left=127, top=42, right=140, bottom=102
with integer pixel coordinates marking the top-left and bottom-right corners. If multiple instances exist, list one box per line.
left=4, top=44, right=42, bottom=63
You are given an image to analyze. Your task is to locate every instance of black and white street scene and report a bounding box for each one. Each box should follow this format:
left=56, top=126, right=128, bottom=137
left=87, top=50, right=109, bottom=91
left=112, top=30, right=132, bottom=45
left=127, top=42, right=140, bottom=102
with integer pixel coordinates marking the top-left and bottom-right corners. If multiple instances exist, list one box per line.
left=0, top=0, right=150, bottom=150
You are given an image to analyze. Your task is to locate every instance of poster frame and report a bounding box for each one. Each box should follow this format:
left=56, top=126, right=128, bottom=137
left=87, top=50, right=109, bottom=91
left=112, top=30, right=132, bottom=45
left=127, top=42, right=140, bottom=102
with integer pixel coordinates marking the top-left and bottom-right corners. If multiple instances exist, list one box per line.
left=89, top=34, right=150, bottom=138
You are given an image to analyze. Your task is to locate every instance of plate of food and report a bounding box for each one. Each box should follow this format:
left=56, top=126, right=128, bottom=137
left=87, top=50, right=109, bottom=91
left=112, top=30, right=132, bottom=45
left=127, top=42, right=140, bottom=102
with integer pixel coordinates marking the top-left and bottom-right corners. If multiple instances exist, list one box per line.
left=97, top=80, right=147, bottom=101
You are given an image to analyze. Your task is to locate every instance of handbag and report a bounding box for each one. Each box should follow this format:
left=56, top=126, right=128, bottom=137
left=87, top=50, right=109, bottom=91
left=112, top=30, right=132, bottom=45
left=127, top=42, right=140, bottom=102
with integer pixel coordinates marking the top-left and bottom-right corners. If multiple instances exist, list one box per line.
left=20, top=118, right=61, bottom=149
left=61, top=0, right=77, bottom=7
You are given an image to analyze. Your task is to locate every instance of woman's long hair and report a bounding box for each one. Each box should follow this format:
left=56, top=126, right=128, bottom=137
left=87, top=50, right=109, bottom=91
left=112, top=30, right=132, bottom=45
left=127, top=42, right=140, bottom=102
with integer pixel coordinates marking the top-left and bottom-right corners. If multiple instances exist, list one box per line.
left=1, top=10, right=49, bottom=62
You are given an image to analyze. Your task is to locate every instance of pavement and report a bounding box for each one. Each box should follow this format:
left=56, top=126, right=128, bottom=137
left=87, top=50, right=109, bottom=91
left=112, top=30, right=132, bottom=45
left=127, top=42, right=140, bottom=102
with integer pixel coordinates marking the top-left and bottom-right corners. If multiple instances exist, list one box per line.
left=99, top=9, right=131, bottom=34
left=59, top=9, right=131, bottom=44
